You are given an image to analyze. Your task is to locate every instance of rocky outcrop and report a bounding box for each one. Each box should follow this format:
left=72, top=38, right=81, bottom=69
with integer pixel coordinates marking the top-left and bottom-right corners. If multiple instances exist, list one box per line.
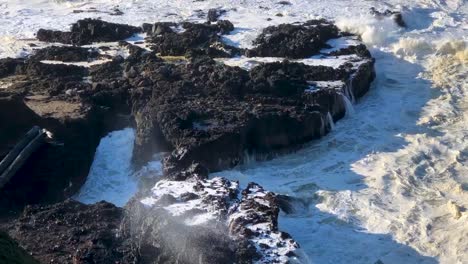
left=247, top=19, right=339, bottom=58
left=145, top=20, right=239, bottom=57
left=3, top=176, right=301, bottom=263
left=36, top=19, right=141, bottom=45
left=132, top=173, right=303, bottom=263
left=0, top=60, right=129, bottom=214
left=207, top=8, right=226, bottom=22
left=0, top=58, right=24, bottom=78
left=25, top=19, right=376, bottom=179
left=0, top=18, right=375, bottom=263
left=130, top=58, right=374, bottom=174
left=7, top=200, right=136, bottom=264
left=370, top=7, right=406, bottom=27
left=30, top=46, right=100, bottom=62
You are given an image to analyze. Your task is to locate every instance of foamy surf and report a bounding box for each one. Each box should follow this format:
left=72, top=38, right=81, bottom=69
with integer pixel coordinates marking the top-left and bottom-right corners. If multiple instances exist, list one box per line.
left=73, top=128, right=137, bottom=207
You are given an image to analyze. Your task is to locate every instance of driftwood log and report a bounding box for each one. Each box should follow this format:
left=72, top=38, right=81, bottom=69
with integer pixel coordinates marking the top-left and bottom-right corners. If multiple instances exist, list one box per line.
left=0, top=126, right=46, bottom=189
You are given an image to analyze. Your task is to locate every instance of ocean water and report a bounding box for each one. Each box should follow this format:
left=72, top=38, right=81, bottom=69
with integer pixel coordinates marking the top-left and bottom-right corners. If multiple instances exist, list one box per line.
left=2, top=0, right=466, bottom=263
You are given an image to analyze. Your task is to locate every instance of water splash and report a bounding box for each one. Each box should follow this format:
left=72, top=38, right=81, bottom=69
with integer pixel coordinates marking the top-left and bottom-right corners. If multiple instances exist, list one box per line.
left=73, top=128, right=137, bottom=207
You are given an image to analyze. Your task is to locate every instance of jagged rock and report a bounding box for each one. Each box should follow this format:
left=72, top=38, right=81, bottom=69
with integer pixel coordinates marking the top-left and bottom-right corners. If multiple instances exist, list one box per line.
left=0, top=58, right=24, bottom=78
left=129, top=54, right=373, bottom=172
left=146, top=20, right=239, bottom=57
left=370, top=7, right=406, bottom=27
left=133, top=175, right=302, bottom=263
left=228, top=183, right=302, bottom=263
left=30, top=46, right=100, bottom=62
left=36, top=19, right=142, bottom=45
left=7, top=200, right=136, bottom=264
left=328, top=43, right=372, bottom=58
left=247, top=19, right=340, bottom=58
left=207, top=8, right=226, bottom=22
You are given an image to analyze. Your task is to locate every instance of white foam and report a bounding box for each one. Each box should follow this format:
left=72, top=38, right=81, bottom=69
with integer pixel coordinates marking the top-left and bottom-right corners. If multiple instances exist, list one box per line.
left=218, top=55, right=361, bottom=71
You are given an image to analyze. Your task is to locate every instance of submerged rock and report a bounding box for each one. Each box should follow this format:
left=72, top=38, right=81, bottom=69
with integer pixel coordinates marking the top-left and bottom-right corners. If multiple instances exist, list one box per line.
left=370, top=7, right=406, bottom=27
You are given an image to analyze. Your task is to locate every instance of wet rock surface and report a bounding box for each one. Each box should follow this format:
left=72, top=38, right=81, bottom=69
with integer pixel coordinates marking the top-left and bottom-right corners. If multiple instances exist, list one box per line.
left=0, top=18, right=375, bottom=263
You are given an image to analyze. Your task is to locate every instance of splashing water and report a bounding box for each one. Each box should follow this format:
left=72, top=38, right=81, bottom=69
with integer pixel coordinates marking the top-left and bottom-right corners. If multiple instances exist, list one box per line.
left=73, top=128, right=137, bottom=207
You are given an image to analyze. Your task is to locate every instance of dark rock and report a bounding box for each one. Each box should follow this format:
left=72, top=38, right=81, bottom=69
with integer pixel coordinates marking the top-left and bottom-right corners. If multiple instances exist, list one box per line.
left=36, top=19, right=141, bottom=45
left=277, top=1, right=292, bottom=5
left=0, top=18, right=376, bottom=264
left=128, top=175, right=298, bottom=263
left=1, top=20, right=374, bottom=213
left=370, top=7, right=406, bottom=27
left=0, top=231, right=39, bottom=264
left=30, top=46, right=100, bottom=62
left=0, top=60, right=130, bottom=214
left=0, top=58, right=24, bottom=78
left=146, top=21, right=239, bottom=57
left=248, top=19, right=340, bottom=58
left=125, top=197, right=241, bottom=264
left=329, top=43, right=372, bottom=58
left=17, top=60, right=87, bottom=78
left=7, top=200, right=136, bottom=264
left=129, top=56, right=373, bottom=173
left=207, top=8, right=226, bottom=22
